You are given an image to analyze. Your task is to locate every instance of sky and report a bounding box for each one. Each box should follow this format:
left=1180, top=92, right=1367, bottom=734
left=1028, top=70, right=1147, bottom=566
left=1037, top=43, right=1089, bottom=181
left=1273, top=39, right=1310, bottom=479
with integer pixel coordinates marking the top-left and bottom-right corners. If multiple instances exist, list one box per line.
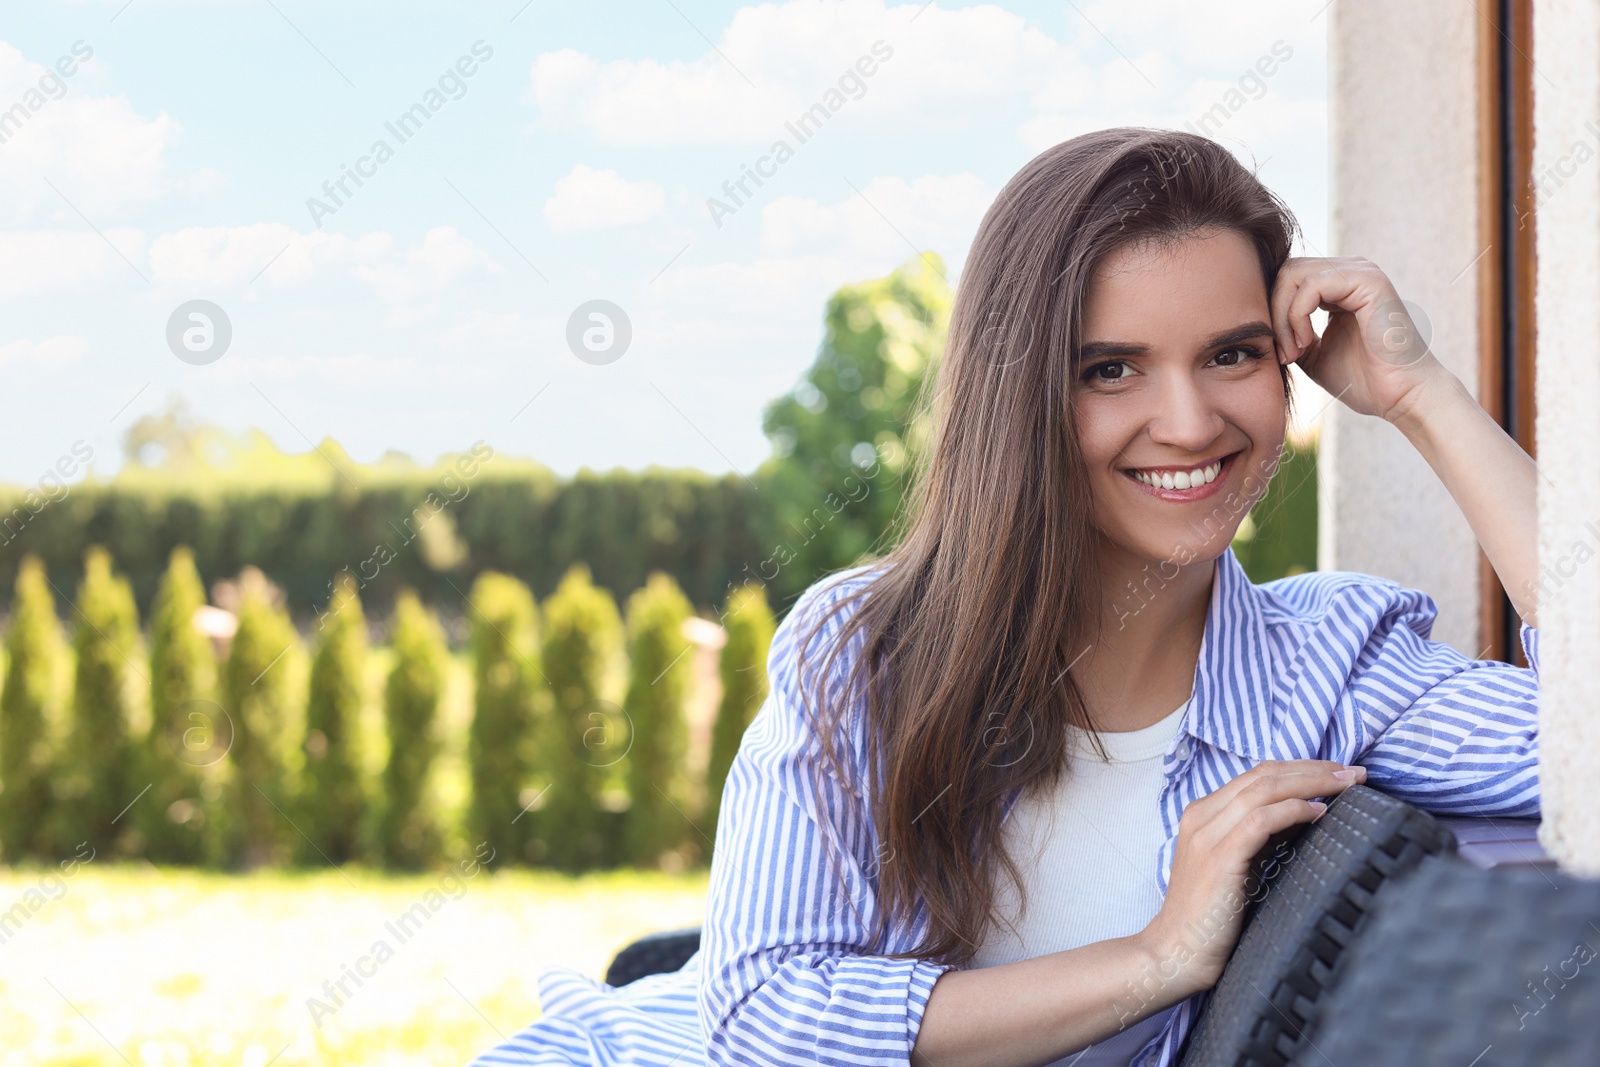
left=0, top=0, right=1330, bottom=486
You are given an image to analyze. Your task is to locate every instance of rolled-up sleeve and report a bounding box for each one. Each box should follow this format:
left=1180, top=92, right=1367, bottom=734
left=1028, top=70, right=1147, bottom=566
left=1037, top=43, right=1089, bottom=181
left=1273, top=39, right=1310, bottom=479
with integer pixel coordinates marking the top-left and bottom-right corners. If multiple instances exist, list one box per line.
left=697, top=575, right=955, bottom=1066
left=1348, top=586, right=1540, bottom=817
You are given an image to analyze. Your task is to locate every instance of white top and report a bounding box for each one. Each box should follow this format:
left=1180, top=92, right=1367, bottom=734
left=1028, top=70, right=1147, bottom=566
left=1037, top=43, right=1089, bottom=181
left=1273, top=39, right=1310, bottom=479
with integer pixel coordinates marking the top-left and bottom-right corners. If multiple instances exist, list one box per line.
left=970, top=698, right=1191, bottom=1066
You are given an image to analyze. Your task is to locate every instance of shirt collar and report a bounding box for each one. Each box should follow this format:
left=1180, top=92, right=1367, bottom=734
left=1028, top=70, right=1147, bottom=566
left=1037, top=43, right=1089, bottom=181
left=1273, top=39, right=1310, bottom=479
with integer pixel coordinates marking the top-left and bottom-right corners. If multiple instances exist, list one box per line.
left=1183, top=546, right=1273, bottom=761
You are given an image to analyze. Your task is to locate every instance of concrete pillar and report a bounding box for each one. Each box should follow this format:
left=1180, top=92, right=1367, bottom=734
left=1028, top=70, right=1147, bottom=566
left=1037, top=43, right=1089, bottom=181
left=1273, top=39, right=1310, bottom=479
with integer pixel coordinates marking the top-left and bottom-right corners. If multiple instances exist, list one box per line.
left=1532, top=0, right=1600, bottom=873
left=1324, top=0, right=1486, bottom=655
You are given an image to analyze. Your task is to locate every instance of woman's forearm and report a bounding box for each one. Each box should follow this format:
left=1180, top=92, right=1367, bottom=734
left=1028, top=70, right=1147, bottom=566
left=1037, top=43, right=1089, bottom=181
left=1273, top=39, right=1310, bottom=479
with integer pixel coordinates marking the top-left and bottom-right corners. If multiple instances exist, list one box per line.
left=1389, top=364, right=1540, bottom=627
left=911, top=931, right=1194, bottom=1067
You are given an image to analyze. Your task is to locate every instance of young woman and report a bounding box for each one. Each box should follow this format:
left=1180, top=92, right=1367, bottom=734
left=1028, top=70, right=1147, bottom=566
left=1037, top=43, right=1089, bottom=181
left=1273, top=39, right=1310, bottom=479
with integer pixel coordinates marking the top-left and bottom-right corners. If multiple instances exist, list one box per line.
left=464, top=128, right=1541, bottom=1067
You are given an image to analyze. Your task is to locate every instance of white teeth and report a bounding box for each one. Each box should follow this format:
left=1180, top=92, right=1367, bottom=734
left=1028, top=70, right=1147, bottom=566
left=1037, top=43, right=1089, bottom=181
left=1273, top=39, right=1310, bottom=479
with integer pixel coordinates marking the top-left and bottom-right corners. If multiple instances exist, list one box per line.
left=1131, top=458, right=1224, bottom=490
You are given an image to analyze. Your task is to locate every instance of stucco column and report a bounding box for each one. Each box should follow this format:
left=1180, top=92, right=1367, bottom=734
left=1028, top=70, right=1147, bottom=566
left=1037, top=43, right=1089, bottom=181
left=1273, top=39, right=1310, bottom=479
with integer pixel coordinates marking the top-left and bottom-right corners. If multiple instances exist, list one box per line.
left=1325, top=0, right=1486, bottom=655
left=1533, top=0, right=1600, bottom=873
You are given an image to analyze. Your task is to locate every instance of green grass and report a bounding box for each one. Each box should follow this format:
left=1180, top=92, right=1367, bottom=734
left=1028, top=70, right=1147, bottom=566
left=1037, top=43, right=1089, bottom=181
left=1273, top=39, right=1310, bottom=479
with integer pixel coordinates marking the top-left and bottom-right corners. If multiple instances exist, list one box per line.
left=0, top=863, right=709, bottom=1066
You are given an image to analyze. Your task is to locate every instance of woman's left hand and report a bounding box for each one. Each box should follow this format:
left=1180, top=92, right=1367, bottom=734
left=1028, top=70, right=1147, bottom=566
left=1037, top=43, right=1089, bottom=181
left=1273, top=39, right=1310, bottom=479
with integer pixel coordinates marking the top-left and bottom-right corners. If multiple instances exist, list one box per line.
left=1269, top=256, right=1448, bottom=424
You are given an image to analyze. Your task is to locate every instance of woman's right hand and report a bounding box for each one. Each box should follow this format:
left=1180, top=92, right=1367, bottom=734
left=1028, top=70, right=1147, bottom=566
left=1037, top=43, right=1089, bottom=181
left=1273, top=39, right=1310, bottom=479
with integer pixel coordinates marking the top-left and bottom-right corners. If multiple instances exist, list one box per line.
left=1137, top=759, right=1367, bottom=998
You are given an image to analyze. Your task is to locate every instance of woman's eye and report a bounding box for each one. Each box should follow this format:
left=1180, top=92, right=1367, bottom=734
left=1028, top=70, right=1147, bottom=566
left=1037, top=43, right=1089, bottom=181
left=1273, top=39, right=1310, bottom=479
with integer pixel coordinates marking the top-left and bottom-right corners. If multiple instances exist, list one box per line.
left=1084, top=360, right=1127, bottom=382
left=1212, top=345, right=1263, bottom=367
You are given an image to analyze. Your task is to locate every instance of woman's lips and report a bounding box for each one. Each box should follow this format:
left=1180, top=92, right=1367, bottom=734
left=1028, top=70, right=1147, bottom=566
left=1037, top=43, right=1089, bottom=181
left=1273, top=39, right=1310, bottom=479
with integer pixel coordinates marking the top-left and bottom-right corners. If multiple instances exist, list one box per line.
left=1120, top=450, right=1240, bottom=502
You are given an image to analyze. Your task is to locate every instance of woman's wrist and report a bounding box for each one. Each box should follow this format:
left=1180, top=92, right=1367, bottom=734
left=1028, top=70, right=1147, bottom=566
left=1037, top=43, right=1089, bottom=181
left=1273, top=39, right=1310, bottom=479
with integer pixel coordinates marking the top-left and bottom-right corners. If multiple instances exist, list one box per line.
left=1130, top=917, right=1217, bottom=1005
left=1382, top=353, right=1463, bottom=433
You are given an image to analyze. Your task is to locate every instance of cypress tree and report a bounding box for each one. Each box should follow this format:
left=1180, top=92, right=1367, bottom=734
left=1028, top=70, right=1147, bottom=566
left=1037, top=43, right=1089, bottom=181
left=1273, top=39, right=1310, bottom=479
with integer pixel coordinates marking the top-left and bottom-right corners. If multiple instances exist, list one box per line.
left=0, top=555, right=66, bottom=860
left=140, top=546, right=217, bottom=864
left=300, top=572, right=369, bottom=865
left=536, top=564, right=622, bottom=871
left=466, top=571, right=541, bottom=867
left=705, top=582, right=775, bottom=839
left=57, top=546, right=145, bottom=856
left=221, top=569, right=301, bottom=869
left=620, top=573, right=694, bottom=866
left=378, top=589, right=446, bottom=869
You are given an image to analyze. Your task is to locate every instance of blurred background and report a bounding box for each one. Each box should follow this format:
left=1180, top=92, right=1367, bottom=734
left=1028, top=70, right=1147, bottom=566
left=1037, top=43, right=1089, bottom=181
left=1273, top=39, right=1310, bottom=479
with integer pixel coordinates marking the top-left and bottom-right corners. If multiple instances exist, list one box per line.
left=0, top=1, right=1329, bottom=1064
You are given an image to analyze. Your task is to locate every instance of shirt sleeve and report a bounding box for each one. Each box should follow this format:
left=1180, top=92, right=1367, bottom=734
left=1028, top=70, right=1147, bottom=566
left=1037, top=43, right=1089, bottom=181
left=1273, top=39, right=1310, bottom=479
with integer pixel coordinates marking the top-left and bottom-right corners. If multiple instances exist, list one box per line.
left=1347, top=584, right=1540, bottom=817
left=696, top=576, right=956, bottom=1066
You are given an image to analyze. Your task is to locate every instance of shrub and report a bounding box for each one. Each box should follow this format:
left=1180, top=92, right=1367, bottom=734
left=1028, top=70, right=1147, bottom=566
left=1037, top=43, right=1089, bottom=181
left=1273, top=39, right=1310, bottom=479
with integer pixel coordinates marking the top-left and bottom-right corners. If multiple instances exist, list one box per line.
left=466, top=571, right=542, bottom=867
left=705, top=582, right=775, bottom=839
left=620, top=573, right=695, bottom=867
left=0, top=555, right=67, bottom=860
left=220, top=568, right=301, bottom=869
left=299, top=572, right=369, bottom=865
left=56, top=546, right=145, bottom=856
left=140, top=546, right=218, bottom=865
left=536, top=564, right=623, bottom=871
left=378, top=589, right=447, bottom=869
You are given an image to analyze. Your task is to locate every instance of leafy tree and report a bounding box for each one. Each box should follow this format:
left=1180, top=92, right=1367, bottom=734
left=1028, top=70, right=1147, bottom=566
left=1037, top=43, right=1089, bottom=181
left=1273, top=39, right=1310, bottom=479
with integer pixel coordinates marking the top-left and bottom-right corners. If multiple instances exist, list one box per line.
left=0, top=555, right=66, bottom=860
left=620, top=573, right=694, bottom=866
left=758, top=254, right=952, bottom=601
left=467, top=571, right=542, bottom=867
left=705, top=582, right=775, bottom=840
left=536, top=564, right=623, bottom=871
left=140, top=546, right=219, bottom=864
left=378, top=589, right=447, bottom=869
left=220, top=569, right=301, bottom=868
left=56, top=546, right=144, bottom=856
left=299, top=572, right=369, bottom=865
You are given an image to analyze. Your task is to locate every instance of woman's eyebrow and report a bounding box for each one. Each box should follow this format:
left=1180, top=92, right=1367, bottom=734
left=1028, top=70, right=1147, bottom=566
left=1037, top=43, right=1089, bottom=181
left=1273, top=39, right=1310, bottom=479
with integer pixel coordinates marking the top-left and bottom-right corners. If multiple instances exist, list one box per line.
left=1074, top=321, right=1276, bottom=362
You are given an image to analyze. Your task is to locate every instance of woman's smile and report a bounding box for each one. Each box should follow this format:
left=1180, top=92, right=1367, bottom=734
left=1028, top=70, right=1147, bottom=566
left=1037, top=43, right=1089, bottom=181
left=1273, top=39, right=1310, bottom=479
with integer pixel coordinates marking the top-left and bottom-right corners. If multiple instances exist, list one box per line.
left=1120, top=449, right=1243, bottom=502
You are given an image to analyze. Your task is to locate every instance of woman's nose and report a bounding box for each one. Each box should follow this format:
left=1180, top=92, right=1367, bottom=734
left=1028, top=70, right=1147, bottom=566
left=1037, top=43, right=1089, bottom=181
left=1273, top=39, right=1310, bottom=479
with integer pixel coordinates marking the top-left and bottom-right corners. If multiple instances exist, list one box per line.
left=1147, top=374, right=1225, bottom=451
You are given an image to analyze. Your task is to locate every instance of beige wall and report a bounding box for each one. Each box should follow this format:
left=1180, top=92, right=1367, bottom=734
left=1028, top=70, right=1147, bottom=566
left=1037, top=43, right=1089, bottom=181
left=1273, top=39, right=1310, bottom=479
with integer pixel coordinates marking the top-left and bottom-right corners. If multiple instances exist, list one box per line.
left=1533, top=0, right=1600, bottom=873
left=1324, top=1, right=1485, bottom=655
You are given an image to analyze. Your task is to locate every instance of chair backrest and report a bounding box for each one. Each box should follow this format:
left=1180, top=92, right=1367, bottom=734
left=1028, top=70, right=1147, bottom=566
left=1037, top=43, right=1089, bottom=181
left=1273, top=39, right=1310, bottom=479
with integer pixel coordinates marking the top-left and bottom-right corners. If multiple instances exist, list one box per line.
left=604, top=926, right=702, bottom=987
left=1177, top=784, right=1454, bottom=1067
left=1290, top=857, right=1600, bottom=1065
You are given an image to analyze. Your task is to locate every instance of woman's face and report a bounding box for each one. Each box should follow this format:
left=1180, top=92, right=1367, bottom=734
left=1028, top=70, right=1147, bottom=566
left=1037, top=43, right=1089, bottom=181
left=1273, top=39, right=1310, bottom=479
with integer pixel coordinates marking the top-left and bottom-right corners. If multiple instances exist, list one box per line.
left=1072, top=227, right=1288, bottom=571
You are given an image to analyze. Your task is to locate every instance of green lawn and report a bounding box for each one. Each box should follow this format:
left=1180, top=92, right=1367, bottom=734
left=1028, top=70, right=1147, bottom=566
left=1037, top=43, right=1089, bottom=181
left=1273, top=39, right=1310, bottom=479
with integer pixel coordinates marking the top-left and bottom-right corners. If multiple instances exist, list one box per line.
left=0, top=863, right=709, bottom=1066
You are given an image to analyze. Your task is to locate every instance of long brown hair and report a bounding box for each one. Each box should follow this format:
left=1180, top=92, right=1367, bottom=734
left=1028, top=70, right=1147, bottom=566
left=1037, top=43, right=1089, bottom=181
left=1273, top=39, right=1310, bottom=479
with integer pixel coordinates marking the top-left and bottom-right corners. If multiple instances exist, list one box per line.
left=793, top=127, right=1301, bottom=965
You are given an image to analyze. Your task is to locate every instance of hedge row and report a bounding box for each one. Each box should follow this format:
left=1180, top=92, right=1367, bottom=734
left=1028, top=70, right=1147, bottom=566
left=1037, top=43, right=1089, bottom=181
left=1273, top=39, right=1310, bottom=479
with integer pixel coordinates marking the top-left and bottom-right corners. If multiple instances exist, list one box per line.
left=0, top=546, right=776, bottom=871
left=0, top=459, right=778, bottom=626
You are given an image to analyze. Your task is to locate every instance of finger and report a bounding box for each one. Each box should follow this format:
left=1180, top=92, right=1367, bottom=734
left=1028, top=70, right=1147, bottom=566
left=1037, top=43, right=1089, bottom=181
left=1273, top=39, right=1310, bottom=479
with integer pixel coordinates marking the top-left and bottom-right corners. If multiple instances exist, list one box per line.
left=1184, top=759, right=1351, bottom=823
left=1205, top=763, right=1366, bottom=839
left=1216, top=764, right=1364, bottom=828
left=1269, top=261, right=1316, bottom=359
left=1223, top=796, right=1332, bottom=858
left=1286, top=265, right=1377, bottom=351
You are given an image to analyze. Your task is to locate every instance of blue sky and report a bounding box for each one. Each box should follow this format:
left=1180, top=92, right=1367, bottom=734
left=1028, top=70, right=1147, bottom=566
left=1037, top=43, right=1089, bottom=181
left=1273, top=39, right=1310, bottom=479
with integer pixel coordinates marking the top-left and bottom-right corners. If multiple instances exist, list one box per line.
left=0, top=0, right=1329, bottom=485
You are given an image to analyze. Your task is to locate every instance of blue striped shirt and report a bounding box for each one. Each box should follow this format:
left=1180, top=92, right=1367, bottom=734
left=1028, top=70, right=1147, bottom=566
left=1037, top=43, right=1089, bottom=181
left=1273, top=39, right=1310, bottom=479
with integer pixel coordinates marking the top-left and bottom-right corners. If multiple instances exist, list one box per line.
left=464, top=545, right=1540, bottom=1067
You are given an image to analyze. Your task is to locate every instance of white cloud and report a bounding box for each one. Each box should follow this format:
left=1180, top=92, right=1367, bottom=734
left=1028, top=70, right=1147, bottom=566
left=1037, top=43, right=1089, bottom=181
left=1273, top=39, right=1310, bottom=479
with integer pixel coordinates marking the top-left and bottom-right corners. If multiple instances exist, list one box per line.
left=522, top=0, right=1323, bottom=151
left=352, top=227, right=498, bottom=303
left=0, top=40, right=186, bottom=217
left=0, top=228, right=147, bottom=297
left=146, top=224, right=493, bottom=302
left=542, top=165, right=666, bottom=231
left=761, top=173, right=993, bottom=263
left=149, top=224, right=387, bottom=288
left=523, top=0, right=1066, bottom=145
left=0, top=334, right=90, bottom=367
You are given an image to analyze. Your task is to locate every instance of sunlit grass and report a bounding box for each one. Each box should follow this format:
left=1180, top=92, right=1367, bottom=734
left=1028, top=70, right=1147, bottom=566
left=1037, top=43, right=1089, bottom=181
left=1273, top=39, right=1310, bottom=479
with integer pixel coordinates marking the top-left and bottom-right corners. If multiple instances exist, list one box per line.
left=0, top=862, right=708, bottom=1067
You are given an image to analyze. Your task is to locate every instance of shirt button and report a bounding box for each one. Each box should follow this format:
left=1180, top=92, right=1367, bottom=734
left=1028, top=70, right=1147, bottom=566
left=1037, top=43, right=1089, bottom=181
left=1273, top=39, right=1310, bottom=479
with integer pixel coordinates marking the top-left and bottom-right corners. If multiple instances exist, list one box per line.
left=1175, top=741, right=1192, bottom=761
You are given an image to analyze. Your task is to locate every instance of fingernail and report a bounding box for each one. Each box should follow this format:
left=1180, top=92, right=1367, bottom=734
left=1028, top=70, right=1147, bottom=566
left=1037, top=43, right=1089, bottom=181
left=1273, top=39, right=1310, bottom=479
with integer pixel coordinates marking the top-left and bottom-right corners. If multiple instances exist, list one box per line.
left=1332, top=766, right=1363, bottom=781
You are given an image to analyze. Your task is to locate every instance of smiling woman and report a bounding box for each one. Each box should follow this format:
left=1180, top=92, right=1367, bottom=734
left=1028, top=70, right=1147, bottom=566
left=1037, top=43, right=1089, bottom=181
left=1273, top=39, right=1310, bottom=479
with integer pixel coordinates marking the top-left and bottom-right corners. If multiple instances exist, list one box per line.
left=462, top=128, right=1543, bottom=1067
left=1073, top=229, right=1293, bottom=589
